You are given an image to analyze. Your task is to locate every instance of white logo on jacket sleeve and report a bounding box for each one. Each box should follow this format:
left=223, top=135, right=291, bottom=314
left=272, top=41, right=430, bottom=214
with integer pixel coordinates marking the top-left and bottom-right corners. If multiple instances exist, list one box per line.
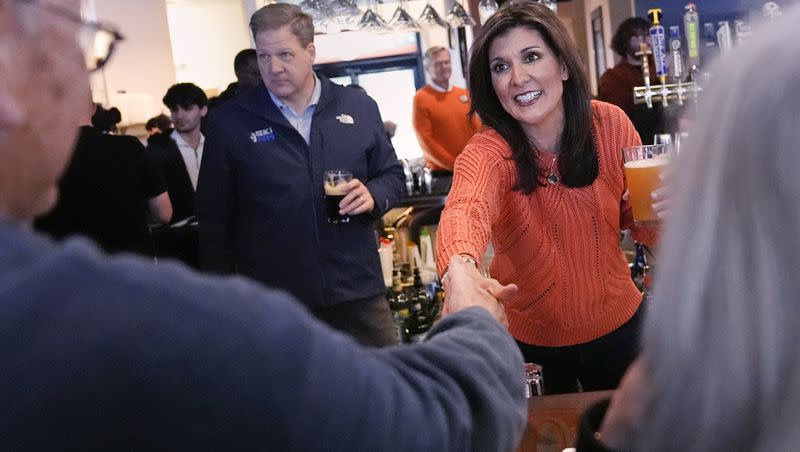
left=459, top=95, right=468, bottom=103
left=336, top=114, right=354, bottom=125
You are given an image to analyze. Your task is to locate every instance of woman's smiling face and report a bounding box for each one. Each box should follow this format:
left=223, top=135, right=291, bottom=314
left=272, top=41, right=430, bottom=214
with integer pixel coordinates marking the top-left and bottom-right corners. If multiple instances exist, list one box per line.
left=489, top=26, right=569, bottom=139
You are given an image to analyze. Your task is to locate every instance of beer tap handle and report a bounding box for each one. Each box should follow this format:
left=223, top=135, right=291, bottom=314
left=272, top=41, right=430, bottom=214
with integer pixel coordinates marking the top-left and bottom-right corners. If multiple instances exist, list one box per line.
left=636, top=42, right=652, bottom=87
left=636, top=43, right=654, bottom=109
left=648, top=8, right=669, bottom=92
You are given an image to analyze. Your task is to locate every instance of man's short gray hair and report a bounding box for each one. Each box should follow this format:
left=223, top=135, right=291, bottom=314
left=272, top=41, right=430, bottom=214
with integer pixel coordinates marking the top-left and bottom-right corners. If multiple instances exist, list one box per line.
left=423, top=46, right=449, bottom=68
left=249, top=3, right=314, bottom=46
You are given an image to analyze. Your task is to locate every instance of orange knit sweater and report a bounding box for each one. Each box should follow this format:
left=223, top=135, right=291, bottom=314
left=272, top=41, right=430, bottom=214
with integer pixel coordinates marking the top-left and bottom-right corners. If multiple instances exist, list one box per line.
left=412, top=85, right=482, bottom=171
left=436, top=101, right=649, bottom=347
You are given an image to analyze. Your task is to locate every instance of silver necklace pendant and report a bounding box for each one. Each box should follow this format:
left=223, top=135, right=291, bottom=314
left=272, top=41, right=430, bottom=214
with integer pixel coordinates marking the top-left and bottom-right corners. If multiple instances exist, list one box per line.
left=546, top=155, right=558, bottom=185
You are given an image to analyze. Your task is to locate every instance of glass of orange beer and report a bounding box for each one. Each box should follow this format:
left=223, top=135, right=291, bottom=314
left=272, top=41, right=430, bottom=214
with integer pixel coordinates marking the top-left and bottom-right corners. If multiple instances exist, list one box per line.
left=623, top=144, right=669, bottom=227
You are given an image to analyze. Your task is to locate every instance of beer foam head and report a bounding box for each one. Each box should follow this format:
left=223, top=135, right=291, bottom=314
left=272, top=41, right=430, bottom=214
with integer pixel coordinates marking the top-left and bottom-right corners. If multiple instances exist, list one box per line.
left=324, top=182, right=348, bottom=195
left=624, top=156, right=669, bottom=169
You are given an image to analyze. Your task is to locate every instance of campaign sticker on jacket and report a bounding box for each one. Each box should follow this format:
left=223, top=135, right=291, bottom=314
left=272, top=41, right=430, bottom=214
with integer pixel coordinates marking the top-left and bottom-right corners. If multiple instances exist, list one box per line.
left=250, top=128, right=275, bottom=143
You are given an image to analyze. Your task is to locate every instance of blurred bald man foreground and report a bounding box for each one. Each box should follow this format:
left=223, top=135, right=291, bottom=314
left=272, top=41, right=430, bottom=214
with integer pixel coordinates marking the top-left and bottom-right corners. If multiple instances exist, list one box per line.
left=0, top=1, right=526, bottom=449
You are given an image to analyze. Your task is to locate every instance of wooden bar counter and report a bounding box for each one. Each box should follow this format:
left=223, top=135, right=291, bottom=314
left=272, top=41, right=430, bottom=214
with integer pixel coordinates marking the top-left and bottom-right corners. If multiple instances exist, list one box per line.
left=517, top=390, right=614, bottom=452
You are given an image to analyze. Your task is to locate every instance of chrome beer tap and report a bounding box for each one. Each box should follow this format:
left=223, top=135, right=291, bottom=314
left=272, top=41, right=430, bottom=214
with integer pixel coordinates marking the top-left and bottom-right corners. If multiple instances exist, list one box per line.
left=633, top=71, right=702, bottom=109
left=633, top=4, right=702, bottom=109
left=634, top=42, right=655, bottom=109
left=632, top=41, right=699, bottom=109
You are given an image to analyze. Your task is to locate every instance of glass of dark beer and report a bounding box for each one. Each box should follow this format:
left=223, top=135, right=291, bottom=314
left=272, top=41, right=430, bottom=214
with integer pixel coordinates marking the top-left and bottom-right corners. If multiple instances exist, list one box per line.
left=324, top=169, right=352, bottom=224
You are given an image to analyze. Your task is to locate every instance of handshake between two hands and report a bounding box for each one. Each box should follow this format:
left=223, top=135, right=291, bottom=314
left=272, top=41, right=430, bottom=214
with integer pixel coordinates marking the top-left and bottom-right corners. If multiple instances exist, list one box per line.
left=440, top=259, right=646, bottom=450
left=440, top=255, right=518, bottom=326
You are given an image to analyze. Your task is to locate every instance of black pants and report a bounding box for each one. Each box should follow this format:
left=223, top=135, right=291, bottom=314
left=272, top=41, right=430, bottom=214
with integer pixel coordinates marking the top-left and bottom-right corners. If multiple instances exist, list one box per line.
left=312, top=294, right=397, bottom=348
left=515, top=301, right=646, bottom=394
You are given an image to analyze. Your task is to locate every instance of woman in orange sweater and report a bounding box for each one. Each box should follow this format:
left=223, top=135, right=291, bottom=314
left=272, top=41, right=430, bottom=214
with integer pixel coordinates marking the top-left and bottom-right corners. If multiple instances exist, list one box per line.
left=436, top=1, right=659, bottom=394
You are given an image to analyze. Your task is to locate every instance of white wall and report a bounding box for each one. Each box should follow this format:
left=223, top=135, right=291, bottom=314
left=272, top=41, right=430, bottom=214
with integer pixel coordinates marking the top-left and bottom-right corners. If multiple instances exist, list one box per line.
left=609, top=0, right=636, bottom=47
left=166, top=0, right=252, bottom=95
left=557, top=1, right=576, bottom=44
left=93, top=0, right=177, bottom=126
left=582, top=0, right=614, bottom=95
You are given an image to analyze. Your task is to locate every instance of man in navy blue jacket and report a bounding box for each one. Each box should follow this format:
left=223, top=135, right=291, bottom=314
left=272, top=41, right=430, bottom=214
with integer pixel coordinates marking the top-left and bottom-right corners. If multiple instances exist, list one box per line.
left=0, top=1, right=527, bottom=449
left=198, top=4, right=405, bottom=346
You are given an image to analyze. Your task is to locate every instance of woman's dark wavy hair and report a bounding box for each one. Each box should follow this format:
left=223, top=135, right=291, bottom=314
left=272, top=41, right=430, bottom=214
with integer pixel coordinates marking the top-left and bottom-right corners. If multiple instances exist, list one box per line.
left=468, top=0, right=597, bottom=194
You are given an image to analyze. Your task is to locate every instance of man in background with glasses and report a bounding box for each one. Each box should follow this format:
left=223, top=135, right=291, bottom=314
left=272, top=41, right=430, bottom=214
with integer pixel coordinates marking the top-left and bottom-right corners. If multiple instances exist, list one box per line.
left=0, top=1, right=526, bottom=449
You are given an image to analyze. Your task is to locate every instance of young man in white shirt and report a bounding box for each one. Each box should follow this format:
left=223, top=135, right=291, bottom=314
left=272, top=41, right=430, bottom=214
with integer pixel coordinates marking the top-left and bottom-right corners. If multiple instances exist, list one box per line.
left=148, top=83, right=208, bottom=223
left=147, top=83, right=208, bottom=268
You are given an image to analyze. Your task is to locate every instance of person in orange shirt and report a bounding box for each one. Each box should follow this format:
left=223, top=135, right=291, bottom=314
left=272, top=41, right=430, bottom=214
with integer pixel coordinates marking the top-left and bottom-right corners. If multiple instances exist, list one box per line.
left=412, top=46, right=481, bottom=179
left=436, top=1, right=663, bottom=394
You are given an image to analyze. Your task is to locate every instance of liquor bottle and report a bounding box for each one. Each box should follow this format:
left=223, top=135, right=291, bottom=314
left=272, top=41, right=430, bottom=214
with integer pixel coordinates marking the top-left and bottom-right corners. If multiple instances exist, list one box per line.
left=431, top=285, right=445, bottom=321
left=630, top=243, right=647, bottom=292
left=402, top=300, right=433, bottom=344
left=401, top=258, right=415, bottom=290
left=390, top=271, right=410, bottom=343
left=378, top=237, right=393, bottom=288
left=418, top=227, right=438, bottom=285
left=385, top=278, right=395, bottom=306
left=413, top=267, right=432, bottom=314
